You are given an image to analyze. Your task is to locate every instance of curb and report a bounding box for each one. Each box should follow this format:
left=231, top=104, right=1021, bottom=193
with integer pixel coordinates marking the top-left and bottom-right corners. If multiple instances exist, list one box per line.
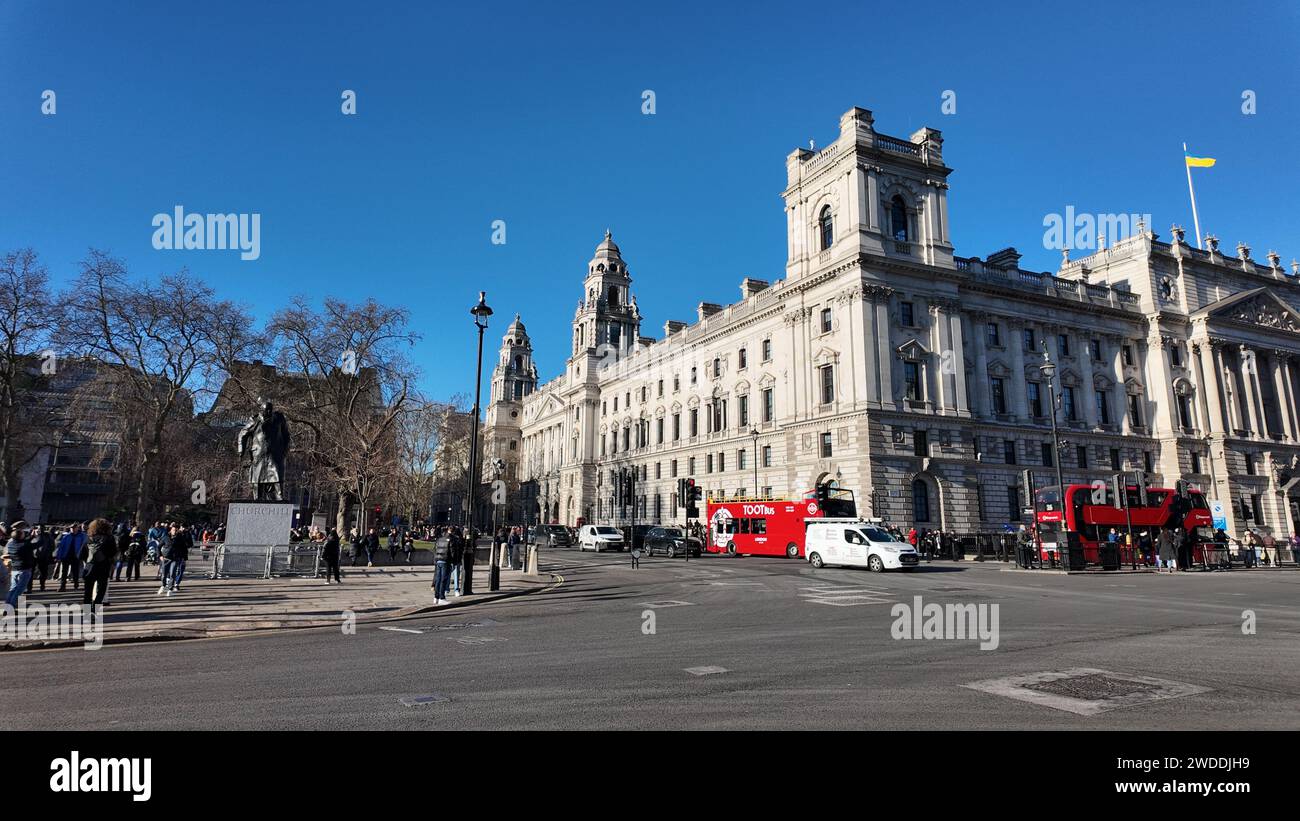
left=0, top=573, right=562, bottom=652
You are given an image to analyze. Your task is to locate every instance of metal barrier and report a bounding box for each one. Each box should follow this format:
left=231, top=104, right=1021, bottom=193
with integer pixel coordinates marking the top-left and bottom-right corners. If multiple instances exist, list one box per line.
left=212, top=544, right=321, bottom=578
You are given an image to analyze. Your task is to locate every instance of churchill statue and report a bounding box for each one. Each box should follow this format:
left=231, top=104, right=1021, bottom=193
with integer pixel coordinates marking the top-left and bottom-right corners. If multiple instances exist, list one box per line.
left=237, top=398, right=292, bottom=501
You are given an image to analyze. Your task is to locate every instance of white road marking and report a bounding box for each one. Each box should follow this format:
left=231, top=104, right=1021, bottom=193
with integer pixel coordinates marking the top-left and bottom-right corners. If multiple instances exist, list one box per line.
left=379, top=626, right=424, bottom=634
left=684, top=666, right=729, bottom=676
left=639, top=600, right=695, bottom=608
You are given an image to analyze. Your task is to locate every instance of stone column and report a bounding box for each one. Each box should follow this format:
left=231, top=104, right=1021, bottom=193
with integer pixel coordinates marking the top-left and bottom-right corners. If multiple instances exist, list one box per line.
left=1285, top=356, right=1300, bottom=440
left=1009, top=322, right=1029, bottom=422
left=1215, top=343, right=1241, bottom=432
left=1271, top=351, right=1296, bottom=441
left=1079, top=335, right=1097, bottom=428
left=971, top=312, right=990, bottom=418
left=949, top=309, right=969, bottom=415
left=873, top=289, right=894, bottom=409
left=1239, top=345, right=1261, bottom=437
left=1196, top=341, right=1226, bottom=434
left=930, top=303, right=951, bottom=412
left=1111, top=337, right=1130, bottom=433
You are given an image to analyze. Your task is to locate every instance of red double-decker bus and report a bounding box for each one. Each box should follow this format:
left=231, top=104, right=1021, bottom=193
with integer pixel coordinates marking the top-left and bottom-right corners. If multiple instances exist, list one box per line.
left=705, top=488, right=857, bottom=558
left=1033, top=483, right=1214, bottom=564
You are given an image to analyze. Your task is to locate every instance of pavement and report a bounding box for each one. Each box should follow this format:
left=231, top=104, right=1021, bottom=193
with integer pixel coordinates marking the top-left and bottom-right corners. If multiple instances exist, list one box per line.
left=0, top=545, right=554, bottom=650
left=2, top=550, right=1297, bottom=729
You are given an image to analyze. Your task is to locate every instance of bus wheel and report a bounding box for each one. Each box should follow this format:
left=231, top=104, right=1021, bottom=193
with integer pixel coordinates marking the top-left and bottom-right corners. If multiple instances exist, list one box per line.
left=726, top=541, right=736, bottom=555
left=868, top=555, right=885, bottom=572
left=809, top=552, right=824, bottom=568
left=786, top=543, right=799, bottom=559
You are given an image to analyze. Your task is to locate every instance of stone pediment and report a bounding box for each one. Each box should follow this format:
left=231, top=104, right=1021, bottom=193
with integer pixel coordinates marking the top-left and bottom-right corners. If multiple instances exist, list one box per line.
left=1195, top=287, right=1300, bottom=334
left=897, top=338, right=930, bottom=360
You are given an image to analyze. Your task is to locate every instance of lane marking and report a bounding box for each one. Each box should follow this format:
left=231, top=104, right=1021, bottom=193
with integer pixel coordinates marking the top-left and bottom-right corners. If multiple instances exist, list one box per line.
left=684, top=666, right=729, bottom=676
left=379, top=626, right=424, bottom=634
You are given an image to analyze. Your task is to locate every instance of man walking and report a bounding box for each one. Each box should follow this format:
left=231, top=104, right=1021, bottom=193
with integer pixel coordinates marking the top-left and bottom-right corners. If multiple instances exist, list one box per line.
left=82, top=519, right=117, bottom=606
left=4, top=521, right=36, bottom=609
left=364, top=527, right=379, bottom=567
left=507, top=526, right=520, bottom=571
left=448, top=530, right=465, bottom=597
left=32, top=524, right=55, bottom=593
left=55, top=523, right=85, bottom=591
left=321, top=528, right=342, bottom=584
left=1157, top=527, right=1176, bottom=574
left=432, top=530, right=453, bottom=604
left=461, top=527, right=476, bottom=596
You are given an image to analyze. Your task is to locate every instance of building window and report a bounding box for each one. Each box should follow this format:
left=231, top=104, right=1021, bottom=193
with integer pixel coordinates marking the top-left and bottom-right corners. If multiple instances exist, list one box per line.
left=900, top=301, right=915, bottom=327
left=672, top=413, right=681, bottom=441
left=911, top=479, right=930, bottom=522
left=1057, top=334, right=1070, bottom=357
left=820, top=307, right=833, bottom=333
left=1027, top=382, right=1043, bottom=417
left=718, top=452, right=726, bottom=472
left=762, top=445, right=772, bottom=467
left=738, top=348, right=747, bottom=369
left=613, top=397, right=618, bottom=412
left=738, top=449, right=747, bottom=470
left=1004, top=440, right=1017, bottom=465
left=1128, top=394, right=1143, bottom=428
left=689, top=408, right=698, bottom=437
left=657, top=379, right=663, bottom=397
left=1251, top=494, right=1263, bottom=523
left=820, top=365, right=835, bottom=404
left=1143, top=450, right=1154, bottom=473
left=762, top=339, right=772, bottom=361
left=1096, top=390, right=1111, bottom=425
left=1062, top=386, right=1077, bottom=421
left=986, top=322, right=1000, bottom=347
left=762, top=388, right=774, bottom=422
left=707, top=454, right=713, bottom=473
left=622, top=428, right=629, bottom=451
left=1108, top=447, right=1120, bottom=471
left=819, top=206, right=834, bottom=250
left=1244, top=453, right=1256, bottom=475
left=890, top=196, right=909, bottom=242
left=991, top=378, right=1007, bottom=414
left=914, top=430, right=928, bottom=457
left=1076, top=445, right=1088, bottom=468
left=1041, top=442, right=1054, bottom=467
left=820, top=432, right=833, bottom=458
left=1023, top=328, right=1035, bottom=351
left=713, top=357, right=721, bottom=378
left=1090, top=339, right=1102, bottom=361
left=1170, top=344, right=1183, bottom=368
left=904, top=361, right=922, bottom=400
left=1190, top=451, right=1202, bottom=474
left=688, top=457, right=696, bottom=475
left=656, top=417, right=664, bottom=444
left=1122, top=345, right=1134, bottom=366
left=1177, top=395, right=1194, bottom=430
left=670, top=459, right=678, bottom=478
left=691, top=367, right=697, bottom=385
left=654, top=462, right=661, bottom=479
left=739, top=394, right=749, bottom=427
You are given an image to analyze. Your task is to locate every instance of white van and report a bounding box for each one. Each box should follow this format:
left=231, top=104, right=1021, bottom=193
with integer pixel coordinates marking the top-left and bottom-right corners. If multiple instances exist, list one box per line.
left=578, top=525, right=625, bottom=552
left=805, top=522, right=919, bottom=571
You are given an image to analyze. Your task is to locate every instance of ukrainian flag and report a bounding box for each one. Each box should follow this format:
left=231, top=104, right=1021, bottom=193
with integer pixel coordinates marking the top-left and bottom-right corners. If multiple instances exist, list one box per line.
left=1185, top=152, right=1216, bottom=168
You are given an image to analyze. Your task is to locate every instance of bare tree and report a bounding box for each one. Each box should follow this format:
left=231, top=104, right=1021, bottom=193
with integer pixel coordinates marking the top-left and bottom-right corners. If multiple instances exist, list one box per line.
left=61, top=250, right=257, bottom=524
left=0, top=249, right=59, bottom=521
left=394, top=394, right=456, bottom=526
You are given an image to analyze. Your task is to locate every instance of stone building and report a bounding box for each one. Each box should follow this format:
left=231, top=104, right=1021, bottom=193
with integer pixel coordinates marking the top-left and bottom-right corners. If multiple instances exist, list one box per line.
left=482, top=105, right=1300, bottom=538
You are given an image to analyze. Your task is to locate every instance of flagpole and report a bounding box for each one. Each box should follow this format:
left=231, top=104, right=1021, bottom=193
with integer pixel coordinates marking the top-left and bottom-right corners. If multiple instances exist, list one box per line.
left=1184, top=142, right=1203, bottom=250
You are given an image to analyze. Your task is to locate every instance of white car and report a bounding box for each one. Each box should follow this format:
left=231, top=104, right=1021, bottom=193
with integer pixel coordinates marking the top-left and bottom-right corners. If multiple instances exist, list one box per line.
left=805, top=522, right=919, bottom=571
left=578, top=525, right=625, bottom=552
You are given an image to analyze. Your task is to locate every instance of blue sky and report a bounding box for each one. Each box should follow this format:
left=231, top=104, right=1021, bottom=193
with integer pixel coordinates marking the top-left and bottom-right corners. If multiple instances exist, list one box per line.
left=3, top=0, right=1297, bottom=400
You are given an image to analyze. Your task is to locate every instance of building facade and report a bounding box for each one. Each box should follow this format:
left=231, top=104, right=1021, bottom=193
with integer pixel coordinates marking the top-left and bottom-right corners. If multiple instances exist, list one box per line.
left=483, top=105, right=1300, bottom=538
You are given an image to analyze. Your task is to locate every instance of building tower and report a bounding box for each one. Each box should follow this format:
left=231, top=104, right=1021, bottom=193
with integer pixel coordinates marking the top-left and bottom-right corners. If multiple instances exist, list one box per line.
left=481, top=314, right=537, bottom=492
left=572, top=230, right=642, bottom=362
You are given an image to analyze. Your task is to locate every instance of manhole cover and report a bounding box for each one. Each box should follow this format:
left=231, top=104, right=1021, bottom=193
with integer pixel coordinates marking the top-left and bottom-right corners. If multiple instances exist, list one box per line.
left=962, top=668, right=1211, bottom=716
left=1025, top=673, right=1161, bottom=700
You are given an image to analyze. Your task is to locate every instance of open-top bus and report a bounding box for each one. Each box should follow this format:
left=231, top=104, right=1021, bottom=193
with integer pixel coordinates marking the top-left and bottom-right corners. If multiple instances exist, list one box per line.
left=705, top=487, right=857, bottom=558
left=1033, top=482, right=1213, bottom=565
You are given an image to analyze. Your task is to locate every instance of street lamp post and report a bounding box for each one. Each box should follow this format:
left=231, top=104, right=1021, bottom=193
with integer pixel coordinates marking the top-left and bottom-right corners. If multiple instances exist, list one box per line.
left=749, top=427, right=759, bottom=496
left=1039, top=343, right=1068, bottom=568
left=468, top=291, right=494, bottom=588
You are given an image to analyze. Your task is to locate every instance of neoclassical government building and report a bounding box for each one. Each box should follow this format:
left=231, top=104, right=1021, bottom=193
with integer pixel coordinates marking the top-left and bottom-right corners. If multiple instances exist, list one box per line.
left=480, top=106, right=1300, bottom=537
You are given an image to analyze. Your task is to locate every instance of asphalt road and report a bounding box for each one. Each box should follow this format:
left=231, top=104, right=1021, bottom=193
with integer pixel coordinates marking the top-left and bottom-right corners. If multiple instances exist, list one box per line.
left=3, top=551, right=1298, bottom=729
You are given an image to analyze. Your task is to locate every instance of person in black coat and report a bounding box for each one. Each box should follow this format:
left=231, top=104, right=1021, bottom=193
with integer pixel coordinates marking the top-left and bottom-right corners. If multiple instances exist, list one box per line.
left=82, top=518, right=118, bottom=605
left=364, top=527, right=379, bottom=567
left=321, top=529, right=341, bottom=584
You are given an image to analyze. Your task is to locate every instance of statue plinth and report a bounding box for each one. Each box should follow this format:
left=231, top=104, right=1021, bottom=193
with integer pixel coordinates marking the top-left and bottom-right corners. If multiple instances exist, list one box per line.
left=225, top=500, right=295, bottom=547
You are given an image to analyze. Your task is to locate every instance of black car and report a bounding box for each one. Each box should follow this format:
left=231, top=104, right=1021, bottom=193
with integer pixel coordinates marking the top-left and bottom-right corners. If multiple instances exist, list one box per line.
left=643, top=526, right=702, bottom=558
left=530, top=524, right=572, bottom=548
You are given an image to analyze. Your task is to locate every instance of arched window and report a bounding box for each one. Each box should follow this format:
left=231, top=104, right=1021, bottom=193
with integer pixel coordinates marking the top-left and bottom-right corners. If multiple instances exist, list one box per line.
left=818, top=206, right=834, bottom=250
left=890, top=196, right=909, bottom=242
left=608, top=286, right=619, bottom=307
left=911, top=478, right=931, bottom=523
left=514, top=355, right=523, bottom=370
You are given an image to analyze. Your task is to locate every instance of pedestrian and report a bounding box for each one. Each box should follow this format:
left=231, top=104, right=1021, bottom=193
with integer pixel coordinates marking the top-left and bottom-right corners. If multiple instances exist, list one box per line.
left=55, top=522, right=85, bottom=591
left=82, top=518, right=117, bottom=606
left=461, top=528, right=476, bottom=596
left=3, top=521, right=36, bottom=609
left=166, top=523, right=192, bottom=593
left=154, top=524, right=172, bottom=580
left=387, top=528, right=399, bottom=561
left=402, top=531, right=414, bottom=563
left=449, top=529, right=465, bottom=597
left=507, top=526, right=520, bottom=570
left=1157, top=528, right=1176, bottom=574
left=32, top=524, right=55, bottom=592
left=1260, top=530, right=1277, bottom=567
left=112, top=525, right=133, bottom=581
left=365, top=527, right=379, bottom=567
left=0, top=524, right=10, bottom=605
left=321, top=528, right=342, bottom=584
left=431, top=530, right=453, bottom=604
left=124, top=527, right=145, bottom=581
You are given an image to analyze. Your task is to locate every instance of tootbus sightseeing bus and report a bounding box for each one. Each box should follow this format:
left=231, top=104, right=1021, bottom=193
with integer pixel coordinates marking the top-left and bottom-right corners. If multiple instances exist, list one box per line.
left=705, top=487, right=858, bottom=558
left=1033, top=482, right=1214, bottom=565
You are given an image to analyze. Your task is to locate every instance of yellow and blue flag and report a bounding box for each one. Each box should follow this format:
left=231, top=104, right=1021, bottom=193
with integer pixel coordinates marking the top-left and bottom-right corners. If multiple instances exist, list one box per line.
left=1185, top=151, right=1216, bottom=168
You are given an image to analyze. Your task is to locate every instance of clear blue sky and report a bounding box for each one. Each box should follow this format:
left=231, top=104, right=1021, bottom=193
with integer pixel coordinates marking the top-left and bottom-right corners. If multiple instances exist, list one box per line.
left=3, top=0, right=1297, bottom=400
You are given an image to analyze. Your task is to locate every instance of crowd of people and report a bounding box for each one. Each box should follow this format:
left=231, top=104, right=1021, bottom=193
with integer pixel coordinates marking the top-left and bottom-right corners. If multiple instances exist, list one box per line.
left=0, top=518, right=208, bottom=609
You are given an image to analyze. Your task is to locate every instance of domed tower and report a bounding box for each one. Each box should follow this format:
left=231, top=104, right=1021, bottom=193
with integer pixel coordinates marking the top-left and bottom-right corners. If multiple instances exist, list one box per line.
left=482, top=315, right=537, bottom=483
left=572, top=230, right=641, bottom=361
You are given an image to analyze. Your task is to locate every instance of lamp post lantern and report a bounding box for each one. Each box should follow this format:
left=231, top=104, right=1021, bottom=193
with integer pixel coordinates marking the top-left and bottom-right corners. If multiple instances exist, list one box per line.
left=467, top=291, right=493, bottom=583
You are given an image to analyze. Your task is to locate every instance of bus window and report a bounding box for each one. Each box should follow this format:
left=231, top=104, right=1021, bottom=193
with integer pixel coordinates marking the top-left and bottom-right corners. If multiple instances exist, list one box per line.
left=739, top=518, right=750, bottom=534
left=726, top=519, right=738, bottom=535
left=752, top=518, right=767, bottom=535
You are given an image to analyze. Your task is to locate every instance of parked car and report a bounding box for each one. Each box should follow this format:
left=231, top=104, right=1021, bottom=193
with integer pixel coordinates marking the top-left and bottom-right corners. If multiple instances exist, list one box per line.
left=578, top=525, right=625, bottom=552
left=805, top=523, right=919, bottom=571
left=643, top=526, right=702, bottom=558
left=530, top=524, right=572, bottom=548
left=620, top=524, right=654, bottom=553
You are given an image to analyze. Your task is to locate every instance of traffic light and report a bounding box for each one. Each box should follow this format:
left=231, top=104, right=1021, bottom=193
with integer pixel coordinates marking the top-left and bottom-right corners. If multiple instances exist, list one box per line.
left=684, top=478, right=701, bottom=518
left=1134, top=470, right=1150, bottom=507
left=815, top=484, right=829, bottom=505
left=1110, top=473, right=1125, bottom=510
left=1175, top=479, right=1191, bottom=500
left=1021, top=469, right=1035, bottom=511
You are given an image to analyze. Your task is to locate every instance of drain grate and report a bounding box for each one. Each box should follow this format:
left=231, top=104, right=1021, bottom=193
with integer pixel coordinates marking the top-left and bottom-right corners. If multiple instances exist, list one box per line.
left=1025, top=673, right=1161, bottom=700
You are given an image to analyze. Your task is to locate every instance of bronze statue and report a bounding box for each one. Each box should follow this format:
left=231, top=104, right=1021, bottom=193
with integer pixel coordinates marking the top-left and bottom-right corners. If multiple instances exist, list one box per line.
left=237, top=398, right=291, bottom=501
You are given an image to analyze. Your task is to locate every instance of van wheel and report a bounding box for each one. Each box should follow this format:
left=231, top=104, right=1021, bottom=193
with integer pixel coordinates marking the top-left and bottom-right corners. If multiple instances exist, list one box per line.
left=786, top=543, right=799, bottom=559
left=809, top=552, right=824, bottom=569
left=868, top=555, right=885, bottom=572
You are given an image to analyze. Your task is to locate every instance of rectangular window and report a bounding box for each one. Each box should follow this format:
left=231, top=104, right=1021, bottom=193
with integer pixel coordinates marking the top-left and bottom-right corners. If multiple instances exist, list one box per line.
left=820, top=432, right=833, bottom=458
left=1245, top=453, right=1256, bottom=476
left=1143, top=450, right=1154, bottom=473
left=1170, top=344, right=1183, bottom=368
left=718, top=452, right=726, bottom=472
left=707, top=454, right=713, bottom=473
left=820, top=365, right=834, bottom=404
left=1090, top=339, right=1102, bottom=362
left=1027, top=382, right=1043, bottom=417
left=1096, top=390, right=1110, bottom=425
left=613, top=397, right=618, bottom=412
left=762, top=445, right=772, bottom=467
left=689, top=408, right=698, bottom=437
left=991, top=378, right=1007, bottom=414
left=657, top=379, right=663, bottom=397
left=1110, top=447, right=1121, bottom=471
left=656, top=417, right=664, bottom=444
left=761, top=339, right=772, bottom=361
left=1041, top=442, right=1054, bottom=467
left=673, top=375, right=680, bottom=392
left=900, top=301, right=915, bottom=327
left=1062, top=386, right=1076, bottom=421
left=671, top=459, right=678, bottom=478
left=1128, top=394, right=1143, bottom=428
left=738, top=348, right=747, bottom=369
left=654, top=462, right=661, bottom=479
left=1057, top=334, right=1070, bottom=356
left=915, top=430, right=928, bottom=457
left=762, top=388, right=774, bottom=422
left=688, top=456, right=696, bottom=474
left=1122, top=345, right=1134, bottom=366
left=1023, top=328, right=1035, bottom=351
left=904, top=361, right=921, bottom=400
left=1190, top=451, right=1202, bottom=474
left=820, top=307, right=833, bottom=333
left=1251, top=494, right=1263, bottom=523
left=1076, top=445, right=1088, bottom=468
left=739, top=394, right=750, bottom=427
left=738, top=449, right=747, bottom=470
left=986, top=322, right=1000, bottom=346
left=1004, top=440, right=1017, bottom=465
left=672, top=413, right=681, bottom=441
